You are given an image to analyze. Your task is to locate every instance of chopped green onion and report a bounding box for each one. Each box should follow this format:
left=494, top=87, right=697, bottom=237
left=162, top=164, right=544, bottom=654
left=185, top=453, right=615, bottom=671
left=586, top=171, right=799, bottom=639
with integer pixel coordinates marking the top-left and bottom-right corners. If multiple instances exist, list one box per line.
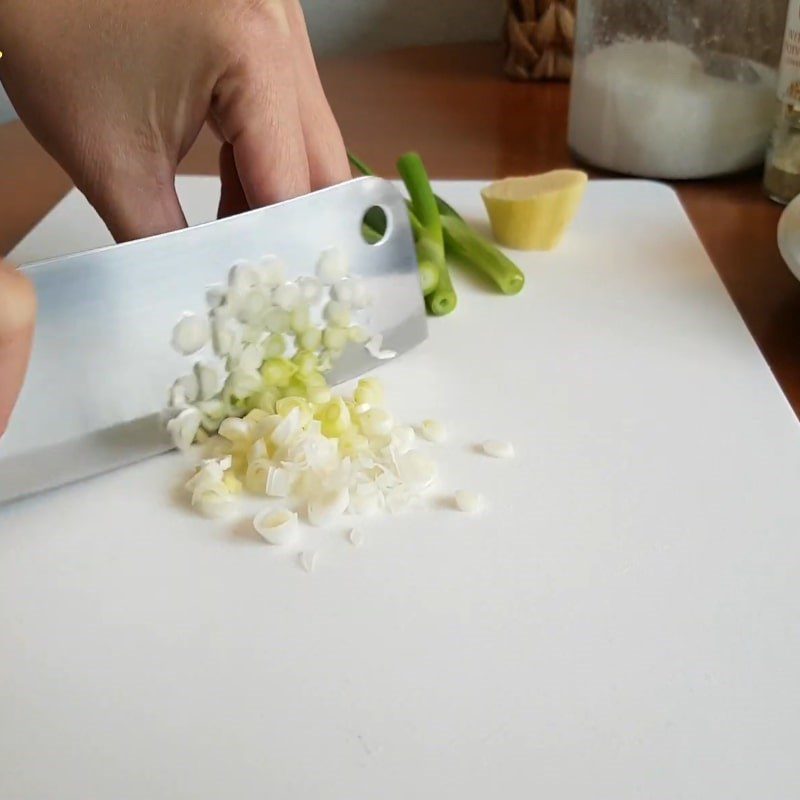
left=264, top=308, right=291, bottom=334
left=197, top=399, right=228, bottom=431
left=292, top=350, right=319, bottom=376
left=253, top=507, right=298, bottom=545
left=391, top=426, right=416, bottom=454
left=319, top=398, right=351, bottom=438
left=266, top=467, right=292, bottom=498
left=172, top=313, right=210, bottom=355
left=348, top=325, right=370, bottom=344
left=324, top=300, right=351, bottom=328
left=322, top=326, right=349, bottom=351
left=482, top=439, right=515, bottom=459
left=237, top=343, right=264, bottom=373
left=228, top=261, right=262, bottom=292
left=251, top=388, right=279, bottom=414
left=276, top=396, right=313, bottom=426
left=169, top=243, right=451, bottom=536
left=297, top=276, right=322, bottom=304
left=338, top=430, right=370, bottom=458
left=396, top=451, right=437, bottom=490
left=255, top=256, right=285, bottom=287
left=218, top=417, right=251, bottom=444
left=307, top=487, right=350, bottom=527
left=301, top=370, right=328, bottom=389
left=307, top=384, right=332, bottom=405
left=283, top=378, right=309, bottom=399
left=455, top=490, right=483, bottom=513
left=263, top=333, right=287, bottom=359
left=358, top=408, right=394, bottom=437
left=192, top=481, right=236, bottom=519
left=421, top=419, right=447, bottom=443
left=170, top=373, right=199, bottom=407
left=317, top=247, right=349, bottom=284
left=211, top=315, right=241, bottom=358
left=206, top=285, right=227, bottom=309
left=350, top=279, right=371, bottom=310
left=271, top=407, right=302, bottom=447
left=167, top=407, right=202, bottom=450
left=332, top=278, right=354, bottom=304
left=246, top=458, right=272, bottom=494
left=239, top=289, right=271, bottom=324
left=260, top=358, right=297, bottom=388
left=241, top=324, right=266, bottom=345
left=354, top=378, right=384, bottom=407
left=248, top=438, right=267, bottom=462
left=223, top=470, right=242, bottom=494
left=225, top=369, right=262, bottom=401
left=298, top=327, right=322, bottom=351
left=290, top=304, right=311, bottom=334
left=365, top=334, right=397, bottom=360
left=273, top=282, right=301, bottom=311
left=244, top=409, right=272, bottom=433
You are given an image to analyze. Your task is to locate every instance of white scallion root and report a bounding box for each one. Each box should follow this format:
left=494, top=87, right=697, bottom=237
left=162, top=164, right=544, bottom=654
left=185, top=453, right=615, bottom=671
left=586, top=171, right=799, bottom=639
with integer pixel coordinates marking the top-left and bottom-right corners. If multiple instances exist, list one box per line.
left=454, top=490, right=483, bottom=513
left=481, top=440, right=515, bottom=459
left=253, top=507, right=298, bottom=545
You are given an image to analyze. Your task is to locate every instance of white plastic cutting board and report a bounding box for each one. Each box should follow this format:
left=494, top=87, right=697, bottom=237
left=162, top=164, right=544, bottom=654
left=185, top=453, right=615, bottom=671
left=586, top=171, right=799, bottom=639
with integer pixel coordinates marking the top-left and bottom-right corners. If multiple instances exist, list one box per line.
left=2, top=178, right=799, bottom=800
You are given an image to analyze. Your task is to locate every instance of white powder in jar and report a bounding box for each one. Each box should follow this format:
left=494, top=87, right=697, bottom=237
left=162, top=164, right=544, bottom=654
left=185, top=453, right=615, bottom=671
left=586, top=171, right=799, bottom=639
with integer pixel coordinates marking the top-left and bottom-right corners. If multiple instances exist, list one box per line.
left=568, top=40, right=777, bottom=179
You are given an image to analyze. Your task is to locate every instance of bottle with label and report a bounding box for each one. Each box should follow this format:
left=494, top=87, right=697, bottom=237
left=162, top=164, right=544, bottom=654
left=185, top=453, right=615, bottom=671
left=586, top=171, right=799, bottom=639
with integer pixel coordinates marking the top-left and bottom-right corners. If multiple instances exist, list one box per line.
left=765, top=0, right=800, bottom=203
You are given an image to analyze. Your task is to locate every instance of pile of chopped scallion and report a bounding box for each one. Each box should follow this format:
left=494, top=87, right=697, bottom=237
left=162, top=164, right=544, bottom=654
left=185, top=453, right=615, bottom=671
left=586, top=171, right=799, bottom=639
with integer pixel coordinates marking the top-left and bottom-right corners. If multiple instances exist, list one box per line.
left=165, top=152, right=519, bottom=560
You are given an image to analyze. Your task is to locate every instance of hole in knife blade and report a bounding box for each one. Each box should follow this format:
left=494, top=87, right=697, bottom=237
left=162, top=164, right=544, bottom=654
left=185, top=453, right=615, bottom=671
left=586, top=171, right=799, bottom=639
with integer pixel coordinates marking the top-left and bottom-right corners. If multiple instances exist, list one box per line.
left=361, top=206, right=390, bottom=246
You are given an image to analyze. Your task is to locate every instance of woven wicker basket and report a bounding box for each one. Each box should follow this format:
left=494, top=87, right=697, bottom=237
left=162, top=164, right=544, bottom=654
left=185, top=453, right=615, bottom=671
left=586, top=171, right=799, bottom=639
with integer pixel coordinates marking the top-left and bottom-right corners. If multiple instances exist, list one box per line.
left=504, top=0, right=576, bottom=81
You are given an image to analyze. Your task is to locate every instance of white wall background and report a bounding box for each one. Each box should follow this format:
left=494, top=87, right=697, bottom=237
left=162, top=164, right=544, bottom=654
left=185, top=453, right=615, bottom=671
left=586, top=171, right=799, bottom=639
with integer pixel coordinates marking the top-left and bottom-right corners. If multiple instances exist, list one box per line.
left=302, top=0, right=500, bottom=55
left=0, top=1, right=500, bottom=124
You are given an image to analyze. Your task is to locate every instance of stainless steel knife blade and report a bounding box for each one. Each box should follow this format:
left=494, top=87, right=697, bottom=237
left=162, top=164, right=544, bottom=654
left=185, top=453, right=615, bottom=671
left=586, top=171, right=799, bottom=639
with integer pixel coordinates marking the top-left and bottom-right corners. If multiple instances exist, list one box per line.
left=0, top=177, right=427, bottom=504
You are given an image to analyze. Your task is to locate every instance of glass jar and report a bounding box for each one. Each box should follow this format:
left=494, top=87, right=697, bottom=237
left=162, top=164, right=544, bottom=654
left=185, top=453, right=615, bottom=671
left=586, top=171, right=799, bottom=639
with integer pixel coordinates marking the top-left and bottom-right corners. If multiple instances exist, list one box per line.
left=567, top=0, right=787, bottom=179
left=764, top=0, right=800, bottom=203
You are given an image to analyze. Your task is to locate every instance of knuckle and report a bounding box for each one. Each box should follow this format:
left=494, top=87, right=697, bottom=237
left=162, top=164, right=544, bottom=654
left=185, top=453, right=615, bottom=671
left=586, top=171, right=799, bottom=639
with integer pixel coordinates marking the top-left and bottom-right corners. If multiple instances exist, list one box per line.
left=226, top=0, right=291, bottom=41
left=212, top=0, right=298, bottom=81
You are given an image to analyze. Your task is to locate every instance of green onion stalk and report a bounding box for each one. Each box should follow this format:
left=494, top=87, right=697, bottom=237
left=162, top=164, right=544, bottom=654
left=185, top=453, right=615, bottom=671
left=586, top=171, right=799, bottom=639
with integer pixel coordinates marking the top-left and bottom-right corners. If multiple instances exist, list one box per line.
left=348, top=151, right=525, bottom=299
left=441, top=216, right=524, bottom=296
left=352, top=153, right=445, bottom=305
left=396, top=153, right=456, bottom=316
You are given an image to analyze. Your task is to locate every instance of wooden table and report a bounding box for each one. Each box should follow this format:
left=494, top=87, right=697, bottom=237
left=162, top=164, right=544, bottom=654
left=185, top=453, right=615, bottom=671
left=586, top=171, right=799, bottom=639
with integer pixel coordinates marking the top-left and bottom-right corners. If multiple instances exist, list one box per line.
left=2, top=42, right=800, bottom=415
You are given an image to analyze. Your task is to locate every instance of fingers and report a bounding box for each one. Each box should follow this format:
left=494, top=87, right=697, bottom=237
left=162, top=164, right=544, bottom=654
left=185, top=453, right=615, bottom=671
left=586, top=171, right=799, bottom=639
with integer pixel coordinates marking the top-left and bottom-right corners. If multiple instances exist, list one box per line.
left=218, top=142, right=249, bottom=219
left=86, top=166, right=188, bottom=244
left=0, top=260, right=36, bottom=437
left=211, top=0, right=350, bottom=211
left=284, top=0, right=351, bottom=190
left=211, top=12, right=310, bottom=209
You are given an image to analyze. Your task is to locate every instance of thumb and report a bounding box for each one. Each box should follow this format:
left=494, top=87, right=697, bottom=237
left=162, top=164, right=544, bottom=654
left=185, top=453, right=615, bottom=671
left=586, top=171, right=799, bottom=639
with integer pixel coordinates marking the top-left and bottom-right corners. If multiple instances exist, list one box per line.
left=0, top=259, right=36, bottom=437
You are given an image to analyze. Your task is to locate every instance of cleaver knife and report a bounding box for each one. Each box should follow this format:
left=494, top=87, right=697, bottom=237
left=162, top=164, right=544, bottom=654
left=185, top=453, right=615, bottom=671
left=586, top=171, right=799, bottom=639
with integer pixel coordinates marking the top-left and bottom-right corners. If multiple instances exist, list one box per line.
left=0, top=177, right=427, bottom=504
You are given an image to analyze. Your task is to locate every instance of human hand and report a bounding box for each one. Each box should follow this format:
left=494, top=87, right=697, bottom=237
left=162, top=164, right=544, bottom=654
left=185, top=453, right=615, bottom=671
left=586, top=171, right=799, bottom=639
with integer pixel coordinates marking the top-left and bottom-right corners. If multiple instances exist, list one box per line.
left=0, top=0, right=350, bottom=242
left=0, top=260, right=35, bottom=436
